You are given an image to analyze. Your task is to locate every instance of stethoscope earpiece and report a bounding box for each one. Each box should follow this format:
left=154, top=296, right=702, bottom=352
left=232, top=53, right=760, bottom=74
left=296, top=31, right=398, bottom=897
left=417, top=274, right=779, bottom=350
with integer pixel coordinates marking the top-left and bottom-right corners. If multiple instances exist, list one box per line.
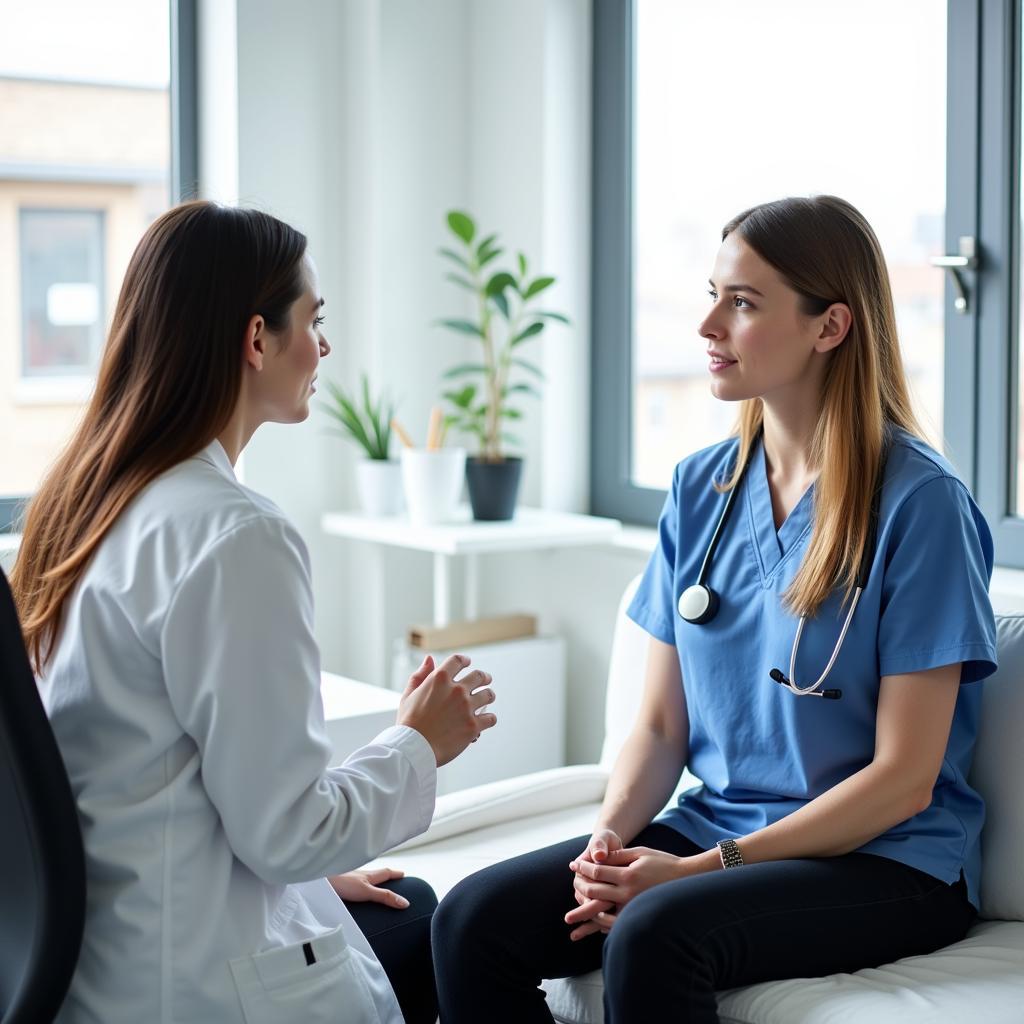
left=677, top=584, right=719, bottom=625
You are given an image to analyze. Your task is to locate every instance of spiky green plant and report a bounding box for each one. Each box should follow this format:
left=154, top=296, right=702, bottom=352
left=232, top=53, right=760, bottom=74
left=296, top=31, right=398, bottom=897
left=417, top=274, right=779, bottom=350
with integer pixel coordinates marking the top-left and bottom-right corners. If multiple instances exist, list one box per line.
left=320, top=374, right=395, bottom=460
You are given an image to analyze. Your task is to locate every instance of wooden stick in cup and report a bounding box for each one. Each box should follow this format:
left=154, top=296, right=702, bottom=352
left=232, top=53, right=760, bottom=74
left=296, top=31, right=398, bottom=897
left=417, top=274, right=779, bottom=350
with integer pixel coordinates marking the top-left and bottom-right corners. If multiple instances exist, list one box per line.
left=391, top=418, right=415, bottom=448
left=426, top=406, right=443, bottom=451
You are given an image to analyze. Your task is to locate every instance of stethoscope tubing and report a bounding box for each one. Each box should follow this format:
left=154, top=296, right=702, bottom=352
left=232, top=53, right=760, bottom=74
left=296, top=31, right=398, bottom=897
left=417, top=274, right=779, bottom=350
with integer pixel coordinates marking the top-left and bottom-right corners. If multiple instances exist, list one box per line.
left=678, top=426, right=887, bottom=702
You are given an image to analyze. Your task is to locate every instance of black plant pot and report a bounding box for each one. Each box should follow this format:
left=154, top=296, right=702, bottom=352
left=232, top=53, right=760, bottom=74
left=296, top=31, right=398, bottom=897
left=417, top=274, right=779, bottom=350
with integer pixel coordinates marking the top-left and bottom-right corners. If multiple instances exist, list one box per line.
left=466, top=457, right=523, bottom=521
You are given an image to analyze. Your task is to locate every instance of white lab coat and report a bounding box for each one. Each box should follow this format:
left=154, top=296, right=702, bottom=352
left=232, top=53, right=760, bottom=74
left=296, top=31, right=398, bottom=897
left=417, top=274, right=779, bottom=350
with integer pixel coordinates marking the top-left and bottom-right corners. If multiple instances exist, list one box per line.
left=40, top=439, right=436, bottom=1024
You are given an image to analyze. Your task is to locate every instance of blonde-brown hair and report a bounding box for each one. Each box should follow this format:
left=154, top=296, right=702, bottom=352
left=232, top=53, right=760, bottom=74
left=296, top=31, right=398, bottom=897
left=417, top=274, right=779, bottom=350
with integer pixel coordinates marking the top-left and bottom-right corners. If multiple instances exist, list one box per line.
left=11, top=200, right=308, bottom=672
left=718, top=195, right=927, bottom=618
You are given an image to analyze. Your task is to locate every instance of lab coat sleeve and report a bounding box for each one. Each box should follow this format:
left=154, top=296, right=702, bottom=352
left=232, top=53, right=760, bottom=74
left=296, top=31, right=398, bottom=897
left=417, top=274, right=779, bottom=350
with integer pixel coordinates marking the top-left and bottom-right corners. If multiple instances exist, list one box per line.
left=627, top=462, right=681, bottom=644
left=877, top=474, right=998, bottom=684
left=160, top=513, right=437, bottom=884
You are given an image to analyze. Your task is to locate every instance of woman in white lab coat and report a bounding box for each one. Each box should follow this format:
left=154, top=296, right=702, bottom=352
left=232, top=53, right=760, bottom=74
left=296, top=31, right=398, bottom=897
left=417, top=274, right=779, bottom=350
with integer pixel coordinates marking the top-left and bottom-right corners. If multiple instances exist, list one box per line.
left=10, top=200, right=494, bottom=1024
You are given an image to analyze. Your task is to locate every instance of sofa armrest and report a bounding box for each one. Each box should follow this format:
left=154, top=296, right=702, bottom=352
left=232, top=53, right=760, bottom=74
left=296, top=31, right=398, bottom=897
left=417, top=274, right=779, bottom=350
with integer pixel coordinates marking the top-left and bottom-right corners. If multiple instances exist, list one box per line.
left=391, top=764, right=610, bottom=852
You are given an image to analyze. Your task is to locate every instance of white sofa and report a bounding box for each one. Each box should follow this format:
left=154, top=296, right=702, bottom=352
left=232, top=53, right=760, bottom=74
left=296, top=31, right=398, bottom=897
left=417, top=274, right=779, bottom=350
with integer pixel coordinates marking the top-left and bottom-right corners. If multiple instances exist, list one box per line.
left=369, top=578, right=1024, bottom=1022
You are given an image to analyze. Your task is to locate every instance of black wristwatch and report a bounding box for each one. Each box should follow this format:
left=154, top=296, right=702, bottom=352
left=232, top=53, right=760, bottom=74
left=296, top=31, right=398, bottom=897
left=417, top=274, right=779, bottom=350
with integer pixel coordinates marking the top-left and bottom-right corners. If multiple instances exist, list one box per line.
left=716, top=838, right=744, bottom=869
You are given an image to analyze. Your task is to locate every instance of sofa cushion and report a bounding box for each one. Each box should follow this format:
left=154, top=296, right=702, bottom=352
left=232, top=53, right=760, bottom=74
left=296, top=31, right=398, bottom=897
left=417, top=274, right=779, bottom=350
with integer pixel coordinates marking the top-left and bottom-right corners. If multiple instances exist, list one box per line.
left=971, top=612, right=1024, bottom=920
left=545, top=920, right=1024, bottom=1024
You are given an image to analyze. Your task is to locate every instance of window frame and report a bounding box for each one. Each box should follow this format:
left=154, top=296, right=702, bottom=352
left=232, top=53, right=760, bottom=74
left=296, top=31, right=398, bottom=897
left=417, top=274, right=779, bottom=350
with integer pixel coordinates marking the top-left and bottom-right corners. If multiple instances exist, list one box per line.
left=975, top=0, right=1024, bottom=563
left=18, top=206, right=107, bottom=378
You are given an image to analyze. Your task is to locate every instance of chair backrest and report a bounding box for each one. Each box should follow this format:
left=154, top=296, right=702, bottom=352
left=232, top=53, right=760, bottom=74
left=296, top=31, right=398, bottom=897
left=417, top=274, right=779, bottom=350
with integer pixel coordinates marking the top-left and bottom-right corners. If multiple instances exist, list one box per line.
left=0, top=568, right=85, bottom=1023
left=599, top=578, right=1024, bottom=922
left=970, top=612, right=1024, bottom=921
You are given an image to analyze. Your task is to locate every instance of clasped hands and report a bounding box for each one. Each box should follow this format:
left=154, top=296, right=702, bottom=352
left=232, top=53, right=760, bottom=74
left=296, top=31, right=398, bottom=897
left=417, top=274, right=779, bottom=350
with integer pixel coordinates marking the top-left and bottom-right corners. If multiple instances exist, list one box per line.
left=564, top=828, right=697, bottom=942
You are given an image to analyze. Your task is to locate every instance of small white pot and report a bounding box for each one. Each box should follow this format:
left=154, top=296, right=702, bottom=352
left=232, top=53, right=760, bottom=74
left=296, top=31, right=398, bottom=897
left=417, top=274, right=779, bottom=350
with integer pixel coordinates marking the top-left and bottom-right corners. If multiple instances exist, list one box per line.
left=400, top=447, right=467, bottom=525
left=355, top=459, right=404, bottom=517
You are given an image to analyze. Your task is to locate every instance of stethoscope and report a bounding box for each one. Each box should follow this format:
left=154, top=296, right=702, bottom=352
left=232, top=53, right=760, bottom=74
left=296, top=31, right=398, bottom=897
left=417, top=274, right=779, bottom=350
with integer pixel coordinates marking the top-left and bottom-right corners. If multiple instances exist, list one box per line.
left=677, top=427, right=884, bottom=701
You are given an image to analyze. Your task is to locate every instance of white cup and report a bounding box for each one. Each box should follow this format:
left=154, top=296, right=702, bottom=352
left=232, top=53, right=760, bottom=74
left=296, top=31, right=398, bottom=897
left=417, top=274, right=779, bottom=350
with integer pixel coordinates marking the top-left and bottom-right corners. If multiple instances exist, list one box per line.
left=400, top=447, right=467, bottom=525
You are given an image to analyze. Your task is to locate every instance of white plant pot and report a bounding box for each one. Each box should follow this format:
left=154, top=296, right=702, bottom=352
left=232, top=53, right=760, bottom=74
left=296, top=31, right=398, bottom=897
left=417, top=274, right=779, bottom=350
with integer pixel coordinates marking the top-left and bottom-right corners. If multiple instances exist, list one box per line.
left=400, top=447, right=467, bottom=525
left=355, top=459, right=404, bottom=517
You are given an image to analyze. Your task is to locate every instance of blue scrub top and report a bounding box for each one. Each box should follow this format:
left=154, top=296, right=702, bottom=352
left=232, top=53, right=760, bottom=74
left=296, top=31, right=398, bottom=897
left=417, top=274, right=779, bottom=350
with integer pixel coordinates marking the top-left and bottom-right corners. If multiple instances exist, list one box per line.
left=628, top=428, right=997, bottom=909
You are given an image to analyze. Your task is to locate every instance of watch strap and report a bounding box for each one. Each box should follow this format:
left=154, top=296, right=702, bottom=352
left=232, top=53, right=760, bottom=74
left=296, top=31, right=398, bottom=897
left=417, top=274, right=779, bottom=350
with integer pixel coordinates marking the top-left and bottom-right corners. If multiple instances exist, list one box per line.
left=716, top=838, right=744, bottom=869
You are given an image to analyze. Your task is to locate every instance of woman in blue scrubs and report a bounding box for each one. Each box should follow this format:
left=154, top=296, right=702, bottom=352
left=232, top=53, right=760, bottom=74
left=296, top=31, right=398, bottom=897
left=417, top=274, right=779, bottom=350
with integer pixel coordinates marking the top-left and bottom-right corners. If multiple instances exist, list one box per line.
left=432, top=195, right=998, bottom=1023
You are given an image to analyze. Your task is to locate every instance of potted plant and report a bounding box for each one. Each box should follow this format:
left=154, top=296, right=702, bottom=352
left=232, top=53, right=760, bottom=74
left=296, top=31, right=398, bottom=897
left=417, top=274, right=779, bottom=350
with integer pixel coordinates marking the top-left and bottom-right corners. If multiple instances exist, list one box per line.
left=320, top=375, right=404, bottom=517
left=437, top=210, right=569, bottom=520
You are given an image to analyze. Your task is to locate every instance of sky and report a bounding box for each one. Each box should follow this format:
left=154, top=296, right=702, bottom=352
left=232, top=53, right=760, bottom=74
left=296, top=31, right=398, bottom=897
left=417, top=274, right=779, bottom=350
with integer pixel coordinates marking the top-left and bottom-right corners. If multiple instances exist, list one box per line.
left=0, top=0, right=169, bottom=87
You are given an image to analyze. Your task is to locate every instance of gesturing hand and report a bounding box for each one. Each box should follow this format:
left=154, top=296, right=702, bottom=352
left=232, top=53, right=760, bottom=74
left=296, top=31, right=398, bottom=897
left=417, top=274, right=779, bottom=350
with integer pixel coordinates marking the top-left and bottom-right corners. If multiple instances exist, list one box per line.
left=328, top=868, right=411, bottom=909
left=397, top=654, right=497, bottom=766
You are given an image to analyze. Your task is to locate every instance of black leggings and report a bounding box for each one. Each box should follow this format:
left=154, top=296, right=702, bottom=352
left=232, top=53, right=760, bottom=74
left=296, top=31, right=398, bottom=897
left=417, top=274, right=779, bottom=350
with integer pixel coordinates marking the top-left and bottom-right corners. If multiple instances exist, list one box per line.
left=431, top=824, right=976, bottom=1024
left=346, top=876, right=439, bottom=1024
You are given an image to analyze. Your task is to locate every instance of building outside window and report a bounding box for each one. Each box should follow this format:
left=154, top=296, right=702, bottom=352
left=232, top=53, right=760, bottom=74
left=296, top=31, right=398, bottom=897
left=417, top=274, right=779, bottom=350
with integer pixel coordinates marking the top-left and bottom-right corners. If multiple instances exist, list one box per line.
left=0, top=0, right=172, bottom=507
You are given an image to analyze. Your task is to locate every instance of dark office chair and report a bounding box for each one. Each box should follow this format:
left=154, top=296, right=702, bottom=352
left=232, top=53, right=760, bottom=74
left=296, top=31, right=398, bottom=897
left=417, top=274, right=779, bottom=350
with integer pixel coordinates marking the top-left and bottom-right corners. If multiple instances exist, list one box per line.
left=0, top=566, right=85, bottom=1023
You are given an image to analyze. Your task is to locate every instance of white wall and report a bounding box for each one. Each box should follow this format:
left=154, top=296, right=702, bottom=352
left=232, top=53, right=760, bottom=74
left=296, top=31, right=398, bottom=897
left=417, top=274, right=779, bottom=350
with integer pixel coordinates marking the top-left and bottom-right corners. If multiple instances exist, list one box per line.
left=197, top=0, right=644, bottom=763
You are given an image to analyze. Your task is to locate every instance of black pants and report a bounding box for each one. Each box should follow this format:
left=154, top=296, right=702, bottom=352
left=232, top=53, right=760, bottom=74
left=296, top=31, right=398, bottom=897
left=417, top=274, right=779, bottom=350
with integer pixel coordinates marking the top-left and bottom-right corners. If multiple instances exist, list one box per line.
left=431, top=823, right=976, bottom=1024
left=346, top=876, right=439, bottom=1024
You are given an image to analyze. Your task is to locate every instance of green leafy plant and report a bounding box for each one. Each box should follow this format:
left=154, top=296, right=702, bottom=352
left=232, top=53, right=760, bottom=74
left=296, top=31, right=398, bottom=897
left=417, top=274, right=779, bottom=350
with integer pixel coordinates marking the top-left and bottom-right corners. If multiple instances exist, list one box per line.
left=320, top=374, right=395, bottom=460
left=437, top=210, right=569, bottom=462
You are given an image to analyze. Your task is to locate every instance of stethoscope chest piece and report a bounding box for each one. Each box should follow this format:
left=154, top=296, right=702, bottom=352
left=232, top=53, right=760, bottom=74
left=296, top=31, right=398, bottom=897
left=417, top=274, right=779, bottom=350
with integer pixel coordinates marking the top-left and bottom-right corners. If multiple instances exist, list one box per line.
left=678, top=583, right=719, bottom=625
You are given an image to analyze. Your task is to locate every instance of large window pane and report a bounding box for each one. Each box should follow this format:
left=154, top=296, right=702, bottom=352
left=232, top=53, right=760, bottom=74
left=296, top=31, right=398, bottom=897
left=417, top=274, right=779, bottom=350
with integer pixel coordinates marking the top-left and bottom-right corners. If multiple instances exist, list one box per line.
left=632, top=0, right=947, bottom=489
left=0, top=0, right=171, bottom=497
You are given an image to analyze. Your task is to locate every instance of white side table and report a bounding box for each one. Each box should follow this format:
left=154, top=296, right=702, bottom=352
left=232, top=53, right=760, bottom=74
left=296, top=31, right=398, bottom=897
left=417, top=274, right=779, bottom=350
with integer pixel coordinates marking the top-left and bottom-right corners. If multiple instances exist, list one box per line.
left=321, top=506, right=621, bottom=626
left=320, top=671, right=400, bottom=762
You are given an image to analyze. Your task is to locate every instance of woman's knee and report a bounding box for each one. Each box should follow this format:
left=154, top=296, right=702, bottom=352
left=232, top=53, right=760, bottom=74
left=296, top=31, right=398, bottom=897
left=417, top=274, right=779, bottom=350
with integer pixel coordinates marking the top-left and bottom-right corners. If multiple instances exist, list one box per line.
left=602, top=887, right=705, bottom=979
left=390, top=875, right=438, bottom=915
left=432, top=867, right=516, bottom=955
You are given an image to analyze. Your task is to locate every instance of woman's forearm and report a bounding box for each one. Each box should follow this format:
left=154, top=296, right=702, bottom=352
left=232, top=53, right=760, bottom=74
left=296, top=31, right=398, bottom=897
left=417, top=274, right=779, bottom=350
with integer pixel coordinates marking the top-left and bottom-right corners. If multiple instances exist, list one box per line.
left=735, top=761, right=927, bottom=865
left=595, top=727, right=688, bottom=845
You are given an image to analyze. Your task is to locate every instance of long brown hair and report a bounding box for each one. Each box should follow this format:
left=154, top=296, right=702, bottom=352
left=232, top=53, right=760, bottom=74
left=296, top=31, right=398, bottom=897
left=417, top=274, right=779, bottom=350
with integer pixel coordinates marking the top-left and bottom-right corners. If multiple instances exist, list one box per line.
left=11, top=200, right=308, bottom=671
left=717, top=195, right=927, bottom=618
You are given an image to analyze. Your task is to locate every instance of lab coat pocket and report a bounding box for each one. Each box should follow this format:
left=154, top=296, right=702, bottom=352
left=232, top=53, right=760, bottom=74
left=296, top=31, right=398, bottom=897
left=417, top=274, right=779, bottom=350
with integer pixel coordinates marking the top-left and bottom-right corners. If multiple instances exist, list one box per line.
left=229, top=925, right=381, bottom=1024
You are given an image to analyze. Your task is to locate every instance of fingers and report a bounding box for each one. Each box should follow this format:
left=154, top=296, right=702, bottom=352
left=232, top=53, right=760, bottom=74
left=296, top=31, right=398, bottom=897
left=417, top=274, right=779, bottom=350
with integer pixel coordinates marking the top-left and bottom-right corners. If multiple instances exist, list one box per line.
left=455, top=668, right=492, bottom=692
left=400, top=656, right=432, bottom=699
left=367, top=885, right=410, bottom=909
left=470, top=686, right=495, bottom=710
left=573, top=875, right=622, bottom=903
left=569, top=859, right=623, bottom=883
left=365, top=867, right=405, bottom=885
left=569, top=919, right=605, bottom=942
left=436, top=653, right=471, bottom=680
left=564, top=897, right=612, bottom=926
left=604, top=847, right=643, bottom=866
left=474, top=711, right=498, bottom=732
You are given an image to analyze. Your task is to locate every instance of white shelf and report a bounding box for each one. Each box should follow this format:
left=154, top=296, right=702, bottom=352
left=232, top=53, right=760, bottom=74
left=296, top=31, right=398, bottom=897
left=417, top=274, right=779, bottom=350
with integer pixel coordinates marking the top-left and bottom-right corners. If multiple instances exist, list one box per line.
left=321, top=506, right=621, bottom=627
left=321, top=505, right=621, bottom=555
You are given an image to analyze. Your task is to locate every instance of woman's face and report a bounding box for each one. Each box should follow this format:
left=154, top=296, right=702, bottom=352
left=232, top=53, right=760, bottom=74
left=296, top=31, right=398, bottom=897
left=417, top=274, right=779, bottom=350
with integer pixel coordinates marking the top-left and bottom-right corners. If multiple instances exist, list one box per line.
left=258, top=254, right=330, bottom=424
left=697, top=233, right=835, bottom=406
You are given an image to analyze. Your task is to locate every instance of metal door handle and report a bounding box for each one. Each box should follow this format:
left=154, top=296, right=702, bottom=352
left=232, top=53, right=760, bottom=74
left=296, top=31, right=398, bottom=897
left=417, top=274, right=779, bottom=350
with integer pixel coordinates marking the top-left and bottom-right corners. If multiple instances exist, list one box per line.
left=930, top=236, right=978, bottom=313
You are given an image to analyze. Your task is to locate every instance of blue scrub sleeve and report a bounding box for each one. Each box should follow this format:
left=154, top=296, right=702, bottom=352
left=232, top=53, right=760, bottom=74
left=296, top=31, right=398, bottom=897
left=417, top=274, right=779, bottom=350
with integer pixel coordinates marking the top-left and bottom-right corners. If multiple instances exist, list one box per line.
left=877, top=475, right=997, bottom=684
left=627, top=463, right=681, bottom=645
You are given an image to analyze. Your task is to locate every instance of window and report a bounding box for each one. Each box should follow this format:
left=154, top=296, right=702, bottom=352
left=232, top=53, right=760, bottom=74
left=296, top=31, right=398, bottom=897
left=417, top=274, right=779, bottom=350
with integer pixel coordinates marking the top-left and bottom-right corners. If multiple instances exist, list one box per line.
left=0, top=0, right=195, bottom=518
left=20, top=209, right=106, bottom=377
left=592, top=1, right=1024, bottom=571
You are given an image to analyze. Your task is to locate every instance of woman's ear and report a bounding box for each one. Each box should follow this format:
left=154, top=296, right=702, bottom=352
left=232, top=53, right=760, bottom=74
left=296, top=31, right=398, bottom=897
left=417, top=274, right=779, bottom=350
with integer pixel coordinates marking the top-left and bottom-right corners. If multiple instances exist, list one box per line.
left=242, top=314, right=266, bottom=371
left=814, top=302, right=853, bottom=354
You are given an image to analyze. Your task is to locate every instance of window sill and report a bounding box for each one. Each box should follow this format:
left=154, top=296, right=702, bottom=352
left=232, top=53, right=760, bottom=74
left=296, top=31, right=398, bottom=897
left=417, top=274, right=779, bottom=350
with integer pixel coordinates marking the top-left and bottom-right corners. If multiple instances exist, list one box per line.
left=14, top=376, right=94, bottom=406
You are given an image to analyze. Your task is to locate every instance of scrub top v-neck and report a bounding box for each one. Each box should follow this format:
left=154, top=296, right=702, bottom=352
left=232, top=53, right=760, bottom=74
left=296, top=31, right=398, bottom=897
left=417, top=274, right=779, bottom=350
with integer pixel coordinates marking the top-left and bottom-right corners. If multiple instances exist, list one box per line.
left=627, top=430, right=997, bottom=909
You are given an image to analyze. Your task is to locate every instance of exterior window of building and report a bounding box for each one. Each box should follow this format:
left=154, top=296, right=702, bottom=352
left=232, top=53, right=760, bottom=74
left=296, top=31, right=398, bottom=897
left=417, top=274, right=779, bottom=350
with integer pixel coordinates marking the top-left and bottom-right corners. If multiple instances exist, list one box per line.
left=20, top=208, right=105, bottom=376
left=0, top=0, right=174, bottom=501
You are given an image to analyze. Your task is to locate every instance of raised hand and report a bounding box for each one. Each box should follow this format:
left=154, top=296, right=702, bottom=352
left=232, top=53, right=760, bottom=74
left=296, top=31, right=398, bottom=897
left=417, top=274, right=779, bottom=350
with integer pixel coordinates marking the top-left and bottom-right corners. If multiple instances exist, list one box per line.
left=397, top=654, right=497, bottom=766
